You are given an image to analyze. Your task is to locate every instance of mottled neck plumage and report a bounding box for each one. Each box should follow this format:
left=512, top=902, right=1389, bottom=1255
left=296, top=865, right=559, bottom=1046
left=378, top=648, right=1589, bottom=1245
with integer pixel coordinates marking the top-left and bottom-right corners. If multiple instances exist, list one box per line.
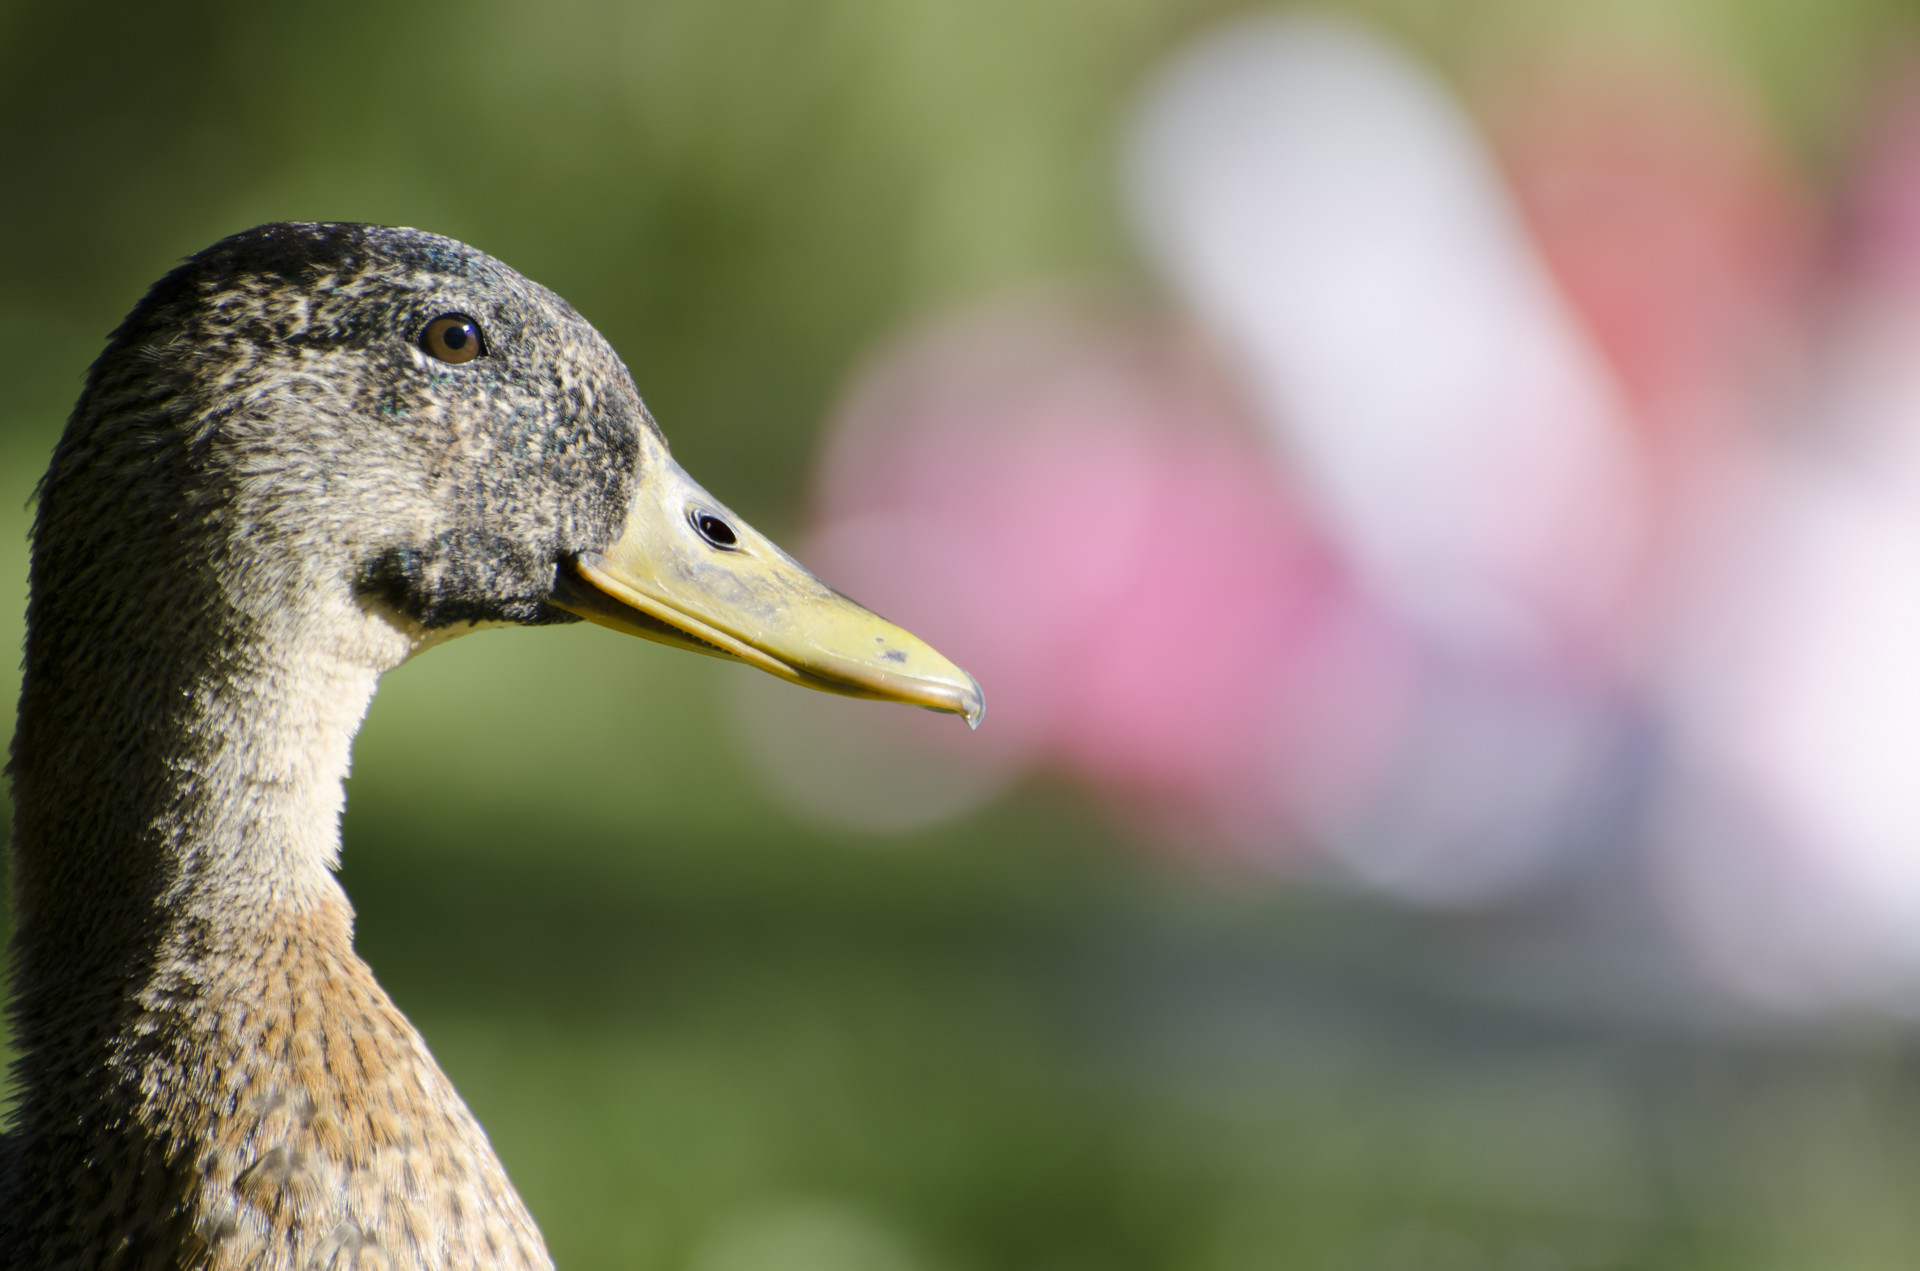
left=5, top=541, right=552, bottom=1266
left=1, top=225, right=566, bottom=1265
left=10, top=576, right=377, bottom=1036
left=6, top=524, right=516, bottom=1255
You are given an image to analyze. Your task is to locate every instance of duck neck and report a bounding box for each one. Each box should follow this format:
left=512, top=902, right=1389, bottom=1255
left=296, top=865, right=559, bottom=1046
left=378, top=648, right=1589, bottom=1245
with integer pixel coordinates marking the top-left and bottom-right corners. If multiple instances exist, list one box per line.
left=6, top=584, right=411, bottom=1088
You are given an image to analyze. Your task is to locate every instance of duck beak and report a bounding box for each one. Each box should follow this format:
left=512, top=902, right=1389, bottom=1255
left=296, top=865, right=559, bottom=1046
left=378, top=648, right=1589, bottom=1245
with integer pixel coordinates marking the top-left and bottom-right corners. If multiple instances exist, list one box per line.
left=548, top=445, right=983, bottom=728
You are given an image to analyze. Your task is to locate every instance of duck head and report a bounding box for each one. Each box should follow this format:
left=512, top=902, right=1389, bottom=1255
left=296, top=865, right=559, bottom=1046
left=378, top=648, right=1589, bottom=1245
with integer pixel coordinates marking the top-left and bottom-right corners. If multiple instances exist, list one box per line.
left=61, top=221, right=981, bottom=724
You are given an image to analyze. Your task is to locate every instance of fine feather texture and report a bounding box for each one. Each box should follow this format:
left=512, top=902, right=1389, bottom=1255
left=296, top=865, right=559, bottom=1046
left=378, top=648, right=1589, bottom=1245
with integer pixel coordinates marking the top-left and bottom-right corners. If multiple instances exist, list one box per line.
left=2, top=223, right=659, bottom=1266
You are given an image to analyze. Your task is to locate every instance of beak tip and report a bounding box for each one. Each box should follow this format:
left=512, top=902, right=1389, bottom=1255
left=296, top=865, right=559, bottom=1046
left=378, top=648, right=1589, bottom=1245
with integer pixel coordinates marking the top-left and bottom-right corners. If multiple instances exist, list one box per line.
left=961, top=677, right=985, bottom=731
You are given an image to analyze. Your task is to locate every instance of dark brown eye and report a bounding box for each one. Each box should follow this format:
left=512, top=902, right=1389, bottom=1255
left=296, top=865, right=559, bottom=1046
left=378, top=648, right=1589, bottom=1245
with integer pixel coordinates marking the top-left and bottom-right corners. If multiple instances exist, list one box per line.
left=421, top=313, right=485, bottom=364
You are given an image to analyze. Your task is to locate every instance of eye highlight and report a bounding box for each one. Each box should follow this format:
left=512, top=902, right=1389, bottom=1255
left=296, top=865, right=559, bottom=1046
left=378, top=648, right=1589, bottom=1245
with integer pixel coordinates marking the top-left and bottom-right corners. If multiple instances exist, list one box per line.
left=421, top=313, right=486, bottom=364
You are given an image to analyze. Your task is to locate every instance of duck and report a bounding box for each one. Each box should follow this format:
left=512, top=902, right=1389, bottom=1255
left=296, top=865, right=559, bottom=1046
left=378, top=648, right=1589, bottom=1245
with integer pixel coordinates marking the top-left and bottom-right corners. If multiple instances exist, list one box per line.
left=0, top=222, right=982, bottom=1268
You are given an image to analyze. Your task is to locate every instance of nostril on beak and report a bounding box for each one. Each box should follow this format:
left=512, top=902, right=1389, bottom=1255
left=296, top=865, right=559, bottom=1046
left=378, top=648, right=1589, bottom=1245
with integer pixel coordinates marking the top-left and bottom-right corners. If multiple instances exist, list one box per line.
left=689, top=508, right=740, bottom=550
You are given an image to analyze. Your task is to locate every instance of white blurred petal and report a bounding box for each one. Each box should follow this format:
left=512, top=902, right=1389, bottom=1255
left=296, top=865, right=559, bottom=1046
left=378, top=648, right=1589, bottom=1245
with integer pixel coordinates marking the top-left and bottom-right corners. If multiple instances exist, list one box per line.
left=1658, top=446, right=1920, bottom=1007
left=1125, top=11, right=1645, bottom=658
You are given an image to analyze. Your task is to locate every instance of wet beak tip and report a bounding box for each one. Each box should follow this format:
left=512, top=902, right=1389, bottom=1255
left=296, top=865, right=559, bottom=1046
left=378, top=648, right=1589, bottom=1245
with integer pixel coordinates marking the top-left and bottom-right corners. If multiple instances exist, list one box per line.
left=961, top=678, right=985, bottom=730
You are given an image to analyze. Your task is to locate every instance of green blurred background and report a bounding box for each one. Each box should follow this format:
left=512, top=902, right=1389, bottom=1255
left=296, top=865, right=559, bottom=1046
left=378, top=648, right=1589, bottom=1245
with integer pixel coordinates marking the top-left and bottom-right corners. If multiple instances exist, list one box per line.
left=8, top=1, right=1920, bottom=1266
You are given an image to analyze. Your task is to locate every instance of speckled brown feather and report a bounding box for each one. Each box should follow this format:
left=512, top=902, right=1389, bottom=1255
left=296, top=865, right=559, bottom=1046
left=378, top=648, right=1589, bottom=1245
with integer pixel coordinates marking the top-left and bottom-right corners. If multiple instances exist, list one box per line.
left=2, top=223, right=664, bottom=1266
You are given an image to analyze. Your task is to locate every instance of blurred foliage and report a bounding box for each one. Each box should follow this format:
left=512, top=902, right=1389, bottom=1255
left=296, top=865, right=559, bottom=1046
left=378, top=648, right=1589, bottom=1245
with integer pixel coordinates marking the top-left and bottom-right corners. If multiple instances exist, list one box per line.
left=10, top=0, right=1920, bottom=1266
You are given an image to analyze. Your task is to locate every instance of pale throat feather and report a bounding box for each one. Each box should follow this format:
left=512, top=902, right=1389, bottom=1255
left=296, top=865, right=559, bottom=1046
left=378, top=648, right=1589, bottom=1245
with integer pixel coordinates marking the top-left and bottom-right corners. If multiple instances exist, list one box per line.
left=5, top=583, right=555, bottom=1266
left=167, top=594, right=412, bottom=920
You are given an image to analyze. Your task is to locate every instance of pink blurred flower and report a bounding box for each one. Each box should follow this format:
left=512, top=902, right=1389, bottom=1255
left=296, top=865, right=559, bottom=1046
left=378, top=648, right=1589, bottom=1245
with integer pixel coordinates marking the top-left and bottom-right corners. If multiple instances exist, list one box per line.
left=752, top=295, right=1406, bottom=851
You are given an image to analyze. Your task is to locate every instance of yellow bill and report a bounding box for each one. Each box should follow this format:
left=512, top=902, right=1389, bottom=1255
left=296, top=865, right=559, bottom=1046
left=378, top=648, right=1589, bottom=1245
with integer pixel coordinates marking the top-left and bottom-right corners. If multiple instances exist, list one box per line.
left=550, top=436, right=983, bottom=728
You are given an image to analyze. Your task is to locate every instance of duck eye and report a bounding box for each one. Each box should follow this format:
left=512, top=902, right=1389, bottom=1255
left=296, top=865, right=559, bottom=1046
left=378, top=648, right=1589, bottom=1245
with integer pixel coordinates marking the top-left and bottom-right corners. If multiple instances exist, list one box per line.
left=421, top=313, right=485, bottom=364
left=690, top=509, right=739, bottom=550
